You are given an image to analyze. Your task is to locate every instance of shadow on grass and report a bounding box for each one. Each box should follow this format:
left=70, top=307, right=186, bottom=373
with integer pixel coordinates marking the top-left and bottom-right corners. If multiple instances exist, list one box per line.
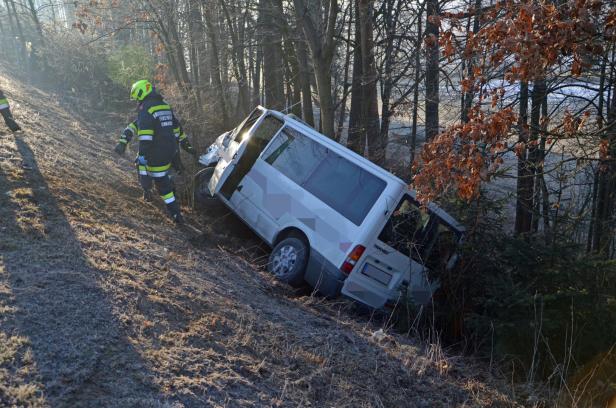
left=0, top=136, right=165, bottom=406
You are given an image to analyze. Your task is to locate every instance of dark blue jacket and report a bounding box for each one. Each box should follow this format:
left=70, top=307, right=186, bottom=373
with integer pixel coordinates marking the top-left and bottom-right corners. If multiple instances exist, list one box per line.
left=136, top=92, right=177, bottom=159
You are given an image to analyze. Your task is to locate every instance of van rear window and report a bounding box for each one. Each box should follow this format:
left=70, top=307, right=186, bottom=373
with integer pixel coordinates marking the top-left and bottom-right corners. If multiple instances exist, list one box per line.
left=262, top=128, right=386, bottom=226
left=378, top=195, right=460, bottom=271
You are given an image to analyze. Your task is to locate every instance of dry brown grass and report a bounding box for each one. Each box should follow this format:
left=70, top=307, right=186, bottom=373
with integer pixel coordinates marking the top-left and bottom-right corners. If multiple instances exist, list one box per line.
left=0, top=68, right=521, bottom=407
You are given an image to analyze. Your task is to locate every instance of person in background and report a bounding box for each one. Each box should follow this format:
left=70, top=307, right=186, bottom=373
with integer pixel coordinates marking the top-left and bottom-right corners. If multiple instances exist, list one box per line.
left=0, top=89, right=21, bottom=132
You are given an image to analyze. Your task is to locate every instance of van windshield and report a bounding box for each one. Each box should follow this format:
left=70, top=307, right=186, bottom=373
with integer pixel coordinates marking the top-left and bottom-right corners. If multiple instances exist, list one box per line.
left=262, top=127, right=386, bottom=225
left=378, top=195, right=460, bottom=270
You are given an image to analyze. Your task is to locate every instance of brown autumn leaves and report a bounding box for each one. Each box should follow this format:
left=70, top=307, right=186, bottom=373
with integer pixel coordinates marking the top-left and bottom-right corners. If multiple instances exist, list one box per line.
left=413, top=0, right=616, bottom=202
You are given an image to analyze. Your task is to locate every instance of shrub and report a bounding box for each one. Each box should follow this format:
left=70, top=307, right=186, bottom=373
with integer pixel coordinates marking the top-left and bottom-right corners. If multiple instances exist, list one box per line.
left=36, top=30, right=110, bottom=93
left=32, top=30, right=126, bottom=111
left=107, top=45, right=155, bottom=88
left=433, top=195, right=616, bottom=389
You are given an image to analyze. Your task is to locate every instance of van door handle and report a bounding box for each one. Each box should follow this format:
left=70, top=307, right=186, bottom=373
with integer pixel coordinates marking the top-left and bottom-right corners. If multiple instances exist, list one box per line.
left=237, top=185, right=243, bottom=192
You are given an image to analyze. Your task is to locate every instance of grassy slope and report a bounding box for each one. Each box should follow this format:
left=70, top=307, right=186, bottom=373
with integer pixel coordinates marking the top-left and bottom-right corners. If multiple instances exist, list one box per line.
left=0, top=70, right=519, bottom=407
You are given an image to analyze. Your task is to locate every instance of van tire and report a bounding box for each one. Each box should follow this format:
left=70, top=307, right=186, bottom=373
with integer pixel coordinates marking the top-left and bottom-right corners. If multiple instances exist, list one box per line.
left=193, top=167, right=222, bottom=210
left=268, top=237, right=309, bottom=287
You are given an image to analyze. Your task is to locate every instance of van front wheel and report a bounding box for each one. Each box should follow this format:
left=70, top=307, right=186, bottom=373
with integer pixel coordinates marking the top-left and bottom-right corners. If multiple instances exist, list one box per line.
left=268, top=238, right=308, bottom=287
left=193, top=167, right=222, bottom=210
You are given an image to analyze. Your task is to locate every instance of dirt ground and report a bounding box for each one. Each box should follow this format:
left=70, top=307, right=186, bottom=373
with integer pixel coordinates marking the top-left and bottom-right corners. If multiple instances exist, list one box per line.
left=0, top=70, right=520, bottom=407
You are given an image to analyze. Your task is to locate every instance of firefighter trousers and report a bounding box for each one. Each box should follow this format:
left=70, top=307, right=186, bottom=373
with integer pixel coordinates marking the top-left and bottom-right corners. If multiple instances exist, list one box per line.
left=137, top=156, right=181, bottom=217
left=1, top=109, right=20, bottom=132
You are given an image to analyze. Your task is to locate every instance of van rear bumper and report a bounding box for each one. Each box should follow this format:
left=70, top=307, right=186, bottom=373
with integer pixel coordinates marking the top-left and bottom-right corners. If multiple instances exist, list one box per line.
left=304, top=250, right=346, bottom=298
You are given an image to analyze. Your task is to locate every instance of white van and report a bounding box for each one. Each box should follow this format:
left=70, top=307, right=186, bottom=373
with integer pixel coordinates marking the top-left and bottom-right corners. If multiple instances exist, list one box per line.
left=195, top=106, right=465, bottom=309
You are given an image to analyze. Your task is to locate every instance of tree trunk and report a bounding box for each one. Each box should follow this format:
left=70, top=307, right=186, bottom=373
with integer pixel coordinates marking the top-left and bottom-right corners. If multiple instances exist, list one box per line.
left=515, top=82, right=533, bottom=235
left=359, top=0, right=382, bottom=163
left=220, top=0, right=250, bottom=117
left=539, top=94, right=550, bottom=239
left=314, top=59, right=336, bottom=137
left=588, top=51, right=609, bottom=252
left=252, top=45, right=263, bottom=107
left=462, top=0, right=481, bottom=123
left=425, top=0, right=440, bottom=140
left=379, top=0, right=403, bottom=146
left=170, top=28, right=191, bottom=88
left=188, top=0, right=202, bottom=87
left=260, top=0, right=287, bottom=111
left=592, top=80, right=616, bottom=256
left=7, top=0, right=26, bottom=61
left=26, top=0, right=44, bottom=44
left=529, top=79, right=546, bottom=233
left=292, top=0, right=338, bottom=138
left=2, top=0, right=18, bottom=57
left=284, top=40, right=303, bottom=116
left=296, top=39, right=315, bottom=126
left=203, top=5, right=230, bottom=127
left=336, top=0, right=353, bottom=140
left=347, top=0, right=364, bottom=154
left=410, top=9, right=423, bottom=165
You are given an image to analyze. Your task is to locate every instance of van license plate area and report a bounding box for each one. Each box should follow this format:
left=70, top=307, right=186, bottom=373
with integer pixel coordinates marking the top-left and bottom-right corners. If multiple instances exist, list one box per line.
left=361, top=263, right=392, bottom=286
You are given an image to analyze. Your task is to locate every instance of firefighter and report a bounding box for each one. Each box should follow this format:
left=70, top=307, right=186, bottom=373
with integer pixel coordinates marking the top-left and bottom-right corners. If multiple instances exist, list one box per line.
left=127, top=80, right=183, bottom=224
left=114, top=118, right=198, bottom=200
left=0, top=89, right=21, bottom=132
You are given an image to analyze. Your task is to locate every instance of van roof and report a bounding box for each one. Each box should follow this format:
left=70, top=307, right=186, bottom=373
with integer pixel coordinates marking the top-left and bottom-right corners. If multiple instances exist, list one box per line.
left=260, top=107, right=466, bottom=234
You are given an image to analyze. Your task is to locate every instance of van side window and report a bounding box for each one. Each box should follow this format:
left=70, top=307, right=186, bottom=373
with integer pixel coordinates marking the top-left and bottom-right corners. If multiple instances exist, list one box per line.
left=262, top=127, right=386, bottom=226
left=263, top=128, right=324, bottom=185
left=303, top=153, right=386, bottom=226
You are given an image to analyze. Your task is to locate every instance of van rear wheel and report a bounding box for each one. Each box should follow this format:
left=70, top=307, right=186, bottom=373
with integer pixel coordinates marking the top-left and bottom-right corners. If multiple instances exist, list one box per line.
left=268, top=237, right=308, bottom=287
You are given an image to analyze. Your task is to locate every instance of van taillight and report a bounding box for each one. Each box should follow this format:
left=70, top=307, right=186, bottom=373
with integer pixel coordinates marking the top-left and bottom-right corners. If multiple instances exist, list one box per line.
left=341, top=245, right=366, bottom=275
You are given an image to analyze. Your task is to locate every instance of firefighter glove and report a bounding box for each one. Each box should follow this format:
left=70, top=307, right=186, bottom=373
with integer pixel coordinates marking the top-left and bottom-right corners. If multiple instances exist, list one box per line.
left=114, top=142, right=127, bottom=155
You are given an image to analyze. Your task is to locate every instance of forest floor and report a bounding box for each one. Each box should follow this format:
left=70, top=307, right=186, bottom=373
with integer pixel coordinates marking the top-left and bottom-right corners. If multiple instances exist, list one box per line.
left=0, top=68, right=522, bottom=407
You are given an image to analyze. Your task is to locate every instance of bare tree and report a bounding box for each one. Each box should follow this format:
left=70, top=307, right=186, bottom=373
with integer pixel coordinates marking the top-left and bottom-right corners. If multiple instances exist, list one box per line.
left=424, top=0, right=439, bottom=140
left=292, top=0, right=338, bottom=137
